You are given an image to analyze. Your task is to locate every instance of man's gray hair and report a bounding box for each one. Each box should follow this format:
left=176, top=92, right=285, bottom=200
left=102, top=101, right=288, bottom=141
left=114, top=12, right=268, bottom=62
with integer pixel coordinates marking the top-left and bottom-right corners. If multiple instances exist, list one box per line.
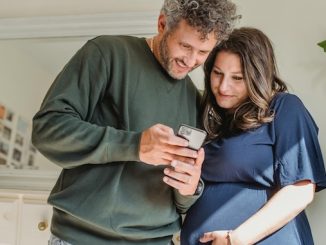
left=161, top=0, right=240, bottom=43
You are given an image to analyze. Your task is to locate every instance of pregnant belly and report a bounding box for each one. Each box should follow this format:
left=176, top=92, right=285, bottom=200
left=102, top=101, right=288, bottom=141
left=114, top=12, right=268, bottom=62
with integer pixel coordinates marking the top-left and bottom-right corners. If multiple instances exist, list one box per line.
left=181, top=182, right=272, bottom=244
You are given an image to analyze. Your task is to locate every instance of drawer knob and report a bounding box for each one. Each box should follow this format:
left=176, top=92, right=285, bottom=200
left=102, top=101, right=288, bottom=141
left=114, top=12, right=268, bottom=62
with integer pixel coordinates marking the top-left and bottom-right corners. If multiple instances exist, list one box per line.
left=38, top=221, right=48, bottom=231
left=3, top=212, right=15, bottom=221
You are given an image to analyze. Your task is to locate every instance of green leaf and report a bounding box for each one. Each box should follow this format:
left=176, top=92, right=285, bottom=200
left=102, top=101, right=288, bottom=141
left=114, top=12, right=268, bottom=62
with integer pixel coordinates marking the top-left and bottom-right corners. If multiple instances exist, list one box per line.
left=318, top=40, right=326, bottom=52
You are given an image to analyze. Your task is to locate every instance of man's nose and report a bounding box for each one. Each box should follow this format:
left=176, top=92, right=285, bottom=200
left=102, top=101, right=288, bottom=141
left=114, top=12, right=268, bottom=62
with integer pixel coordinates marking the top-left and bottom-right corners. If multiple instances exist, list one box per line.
left=183, top=52, right=197, bottom=67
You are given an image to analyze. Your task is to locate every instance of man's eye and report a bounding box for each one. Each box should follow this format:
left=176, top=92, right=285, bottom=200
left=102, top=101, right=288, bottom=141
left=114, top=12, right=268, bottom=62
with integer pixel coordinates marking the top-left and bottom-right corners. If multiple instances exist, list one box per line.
left=182, top=44, right=191, bottom=49
left=199, top=51, right=208, bottom=55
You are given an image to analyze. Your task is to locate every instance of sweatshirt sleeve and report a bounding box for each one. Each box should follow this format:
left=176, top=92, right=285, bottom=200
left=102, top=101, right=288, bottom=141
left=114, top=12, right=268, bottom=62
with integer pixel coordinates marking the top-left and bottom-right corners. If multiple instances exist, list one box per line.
left=32, top=40, right=141, bottom=169
left=173, top=179, right=204, bottom=214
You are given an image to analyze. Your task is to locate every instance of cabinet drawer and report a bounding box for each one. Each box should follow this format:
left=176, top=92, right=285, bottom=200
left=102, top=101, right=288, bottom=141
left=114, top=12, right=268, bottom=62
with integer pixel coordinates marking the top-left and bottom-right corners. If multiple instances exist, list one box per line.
left=19, top=201, right=52, bottom=245
left=0, top=198, right=18, bottom=245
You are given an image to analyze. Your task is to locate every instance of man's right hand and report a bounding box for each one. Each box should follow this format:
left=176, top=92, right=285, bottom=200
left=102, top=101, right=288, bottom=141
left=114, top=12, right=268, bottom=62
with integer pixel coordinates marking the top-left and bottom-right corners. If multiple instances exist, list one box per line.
left=139, top=124, right=198, bottom=165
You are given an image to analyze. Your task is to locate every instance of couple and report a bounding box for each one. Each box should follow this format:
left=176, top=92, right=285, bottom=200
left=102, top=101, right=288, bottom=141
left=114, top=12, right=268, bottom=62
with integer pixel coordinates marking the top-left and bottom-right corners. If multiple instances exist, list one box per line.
left=32, top=0, right=326, bottom=244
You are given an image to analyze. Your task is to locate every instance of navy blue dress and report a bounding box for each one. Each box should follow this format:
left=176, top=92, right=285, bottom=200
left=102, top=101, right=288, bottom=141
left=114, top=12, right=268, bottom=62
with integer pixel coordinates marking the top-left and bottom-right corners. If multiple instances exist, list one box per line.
left=181, top=93, right=326, bottom=245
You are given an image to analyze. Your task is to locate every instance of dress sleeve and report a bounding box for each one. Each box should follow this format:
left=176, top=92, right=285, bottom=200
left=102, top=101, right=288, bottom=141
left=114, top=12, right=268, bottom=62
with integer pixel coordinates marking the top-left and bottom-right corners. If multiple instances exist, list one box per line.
left=273, top=93, right=326, bottom=191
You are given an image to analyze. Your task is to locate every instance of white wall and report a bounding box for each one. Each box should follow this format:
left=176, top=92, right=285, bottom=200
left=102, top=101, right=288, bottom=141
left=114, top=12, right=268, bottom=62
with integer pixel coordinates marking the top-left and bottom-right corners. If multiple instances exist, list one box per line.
left=0, top=39, right=65, bottom=170
left=0, top=0, right=162, bottom=18
left=0, top=0, right=325, bottom=243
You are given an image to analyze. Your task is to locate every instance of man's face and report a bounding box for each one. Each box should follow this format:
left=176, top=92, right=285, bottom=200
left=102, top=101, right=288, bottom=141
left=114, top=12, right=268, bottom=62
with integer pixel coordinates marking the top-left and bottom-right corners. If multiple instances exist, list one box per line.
left=157, top=18, right=217, bottom=80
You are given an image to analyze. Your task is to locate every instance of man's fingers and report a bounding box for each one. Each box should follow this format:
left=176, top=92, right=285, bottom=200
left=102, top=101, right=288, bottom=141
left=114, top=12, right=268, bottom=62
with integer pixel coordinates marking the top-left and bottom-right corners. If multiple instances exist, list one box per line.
left=171, top=160, right=192, bottom=174
left=163, top=176, right=185, bottom=190
left=139, top=123, right=202, bottom=166
left=171, top=156, right=195, bottom=165
left=164, top=168, right=192, bottom=184
left=163, top=134, right=189, bottom=147
left=165, top=144, right=198, bottom=159
left=160, top=153, right=194, bottom=165
left=195, top=148, right=205, bottom=167
left=154, top=124, right=189, bottom=147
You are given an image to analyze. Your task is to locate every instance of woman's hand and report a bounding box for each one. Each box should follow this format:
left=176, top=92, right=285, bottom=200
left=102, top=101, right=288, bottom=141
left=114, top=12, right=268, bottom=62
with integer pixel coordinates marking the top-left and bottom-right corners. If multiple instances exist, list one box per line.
left=201, top=181, right=315, bottom=245
left=200, top=230, right=230, bottom=245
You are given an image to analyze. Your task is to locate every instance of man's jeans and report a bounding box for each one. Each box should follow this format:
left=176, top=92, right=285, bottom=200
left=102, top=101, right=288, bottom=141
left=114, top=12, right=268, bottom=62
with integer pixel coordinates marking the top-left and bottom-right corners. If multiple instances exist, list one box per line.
left=48, top=234, right=72, bottom=245
left=48, top=234, right=175, bottom=245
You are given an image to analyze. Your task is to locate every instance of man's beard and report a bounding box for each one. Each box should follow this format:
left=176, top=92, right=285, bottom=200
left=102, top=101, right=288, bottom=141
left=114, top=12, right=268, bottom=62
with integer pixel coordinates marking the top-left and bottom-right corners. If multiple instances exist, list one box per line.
left=159, top=33, right=193, bottom=80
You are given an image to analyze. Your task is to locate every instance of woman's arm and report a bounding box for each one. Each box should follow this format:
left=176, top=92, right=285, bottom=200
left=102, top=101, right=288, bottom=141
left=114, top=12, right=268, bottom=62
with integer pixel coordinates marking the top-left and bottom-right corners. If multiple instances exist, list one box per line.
left=200, top=180, right=315, bottom=245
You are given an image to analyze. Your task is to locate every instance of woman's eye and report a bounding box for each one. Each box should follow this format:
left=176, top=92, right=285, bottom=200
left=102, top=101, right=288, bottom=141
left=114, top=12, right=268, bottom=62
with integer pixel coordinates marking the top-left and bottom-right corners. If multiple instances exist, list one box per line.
left=233, top=76, right=243, bottom=81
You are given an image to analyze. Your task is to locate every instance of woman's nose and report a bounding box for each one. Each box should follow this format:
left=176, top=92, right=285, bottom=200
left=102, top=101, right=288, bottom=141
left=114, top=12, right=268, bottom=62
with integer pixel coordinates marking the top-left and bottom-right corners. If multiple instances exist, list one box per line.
left=219, top=77, right=230, bottom=92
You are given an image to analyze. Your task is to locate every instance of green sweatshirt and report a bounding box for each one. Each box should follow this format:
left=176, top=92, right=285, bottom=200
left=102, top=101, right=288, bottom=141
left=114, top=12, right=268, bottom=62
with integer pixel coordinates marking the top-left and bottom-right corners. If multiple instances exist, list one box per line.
left=32, top=35, right=201, bottom=245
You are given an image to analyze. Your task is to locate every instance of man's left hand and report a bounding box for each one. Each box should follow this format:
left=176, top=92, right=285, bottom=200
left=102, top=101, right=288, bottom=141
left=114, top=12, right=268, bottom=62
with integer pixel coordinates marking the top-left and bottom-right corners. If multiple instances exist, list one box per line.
left=163, top=148, right=204, bottom=196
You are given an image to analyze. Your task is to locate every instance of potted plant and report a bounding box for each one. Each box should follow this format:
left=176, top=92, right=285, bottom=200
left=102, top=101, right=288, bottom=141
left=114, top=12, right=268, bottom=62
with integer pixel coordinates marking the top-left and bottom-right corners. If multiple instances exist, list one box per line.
left=318, top=40, right=326, bottom=52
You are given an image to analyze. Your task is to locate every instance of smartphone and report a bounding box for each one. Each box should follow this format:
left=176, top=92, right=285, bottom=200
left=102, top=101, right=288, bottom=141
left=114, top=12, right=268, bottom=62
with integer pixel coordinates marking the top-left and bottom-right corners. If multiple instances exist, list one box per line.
left=177, top=124, right=207, bottom=150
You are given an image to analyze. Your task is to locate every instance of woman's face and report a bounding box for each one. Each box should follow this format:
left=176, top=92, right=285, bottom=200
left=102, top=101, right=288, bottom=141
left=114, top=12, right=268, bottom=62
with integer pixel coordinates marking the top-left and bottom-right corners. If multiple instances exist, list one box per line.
left=210, top=51, right=248, bottom=111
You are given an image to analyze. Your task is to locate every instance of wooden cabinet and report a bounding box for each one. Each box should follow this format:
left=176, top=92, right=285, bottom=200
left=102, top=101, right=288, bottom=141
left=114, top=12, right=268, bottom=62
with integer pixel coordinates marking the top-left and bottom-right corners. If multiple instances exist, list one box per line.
left=0, top=190, right=51, bottom=245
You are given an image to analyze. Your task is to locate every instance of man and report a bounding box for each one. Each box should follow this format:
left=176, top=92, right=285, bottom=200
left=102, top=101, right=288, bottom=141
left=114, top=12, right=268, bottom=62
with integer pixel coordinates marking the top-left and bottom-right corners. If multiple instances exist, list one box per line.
left=32, top=0, right=238, bottom=244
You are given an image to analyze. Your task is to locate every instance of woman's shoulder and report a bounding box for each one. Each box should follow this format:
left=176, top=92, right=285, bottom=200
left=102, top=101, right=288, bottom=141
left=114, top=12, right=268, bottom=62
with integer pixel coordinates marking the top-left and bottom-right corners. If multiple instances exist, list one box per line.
left=272, top=92, right=302, bottom=105
left=271, top=92, right=305, bottom=112
left=271, top=92, right=318, bottom=130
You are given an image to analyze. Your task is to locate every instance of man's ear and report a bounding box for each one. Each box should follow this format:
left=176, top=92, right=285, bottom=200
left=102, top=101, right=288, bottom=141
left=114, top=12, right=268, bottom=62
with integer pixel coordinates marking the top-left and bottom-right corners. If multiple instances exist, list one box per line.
left=157, top=14, right=167, bottom=34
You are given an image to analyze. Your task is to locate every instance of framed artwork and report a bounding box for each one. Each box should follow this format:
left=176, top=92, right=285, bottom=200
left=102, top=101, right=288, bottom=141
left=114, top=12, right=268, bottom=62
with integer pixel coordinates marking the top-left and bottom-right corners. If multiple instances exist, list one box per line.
left=0, top=102, right=38, bottom=171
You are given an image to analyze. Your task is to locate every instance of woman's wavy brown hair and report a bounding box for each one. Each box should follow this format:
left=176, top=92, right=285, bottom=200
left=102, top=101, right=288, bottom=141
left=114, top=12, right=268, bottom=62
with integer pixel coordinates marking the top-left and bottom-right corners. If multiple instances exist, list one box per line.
left=201, top=27, right=288, bottom=139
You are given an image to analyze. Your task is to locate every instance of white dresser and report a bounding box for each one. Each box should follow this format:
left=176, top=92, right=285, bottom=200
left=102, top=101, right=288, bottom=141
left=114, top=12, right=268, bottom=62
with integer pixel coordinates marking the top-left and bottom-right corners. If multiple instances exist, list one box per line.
left=0, top=189, right=52, bottom=245
left=0, top=187, right=183, bottom=245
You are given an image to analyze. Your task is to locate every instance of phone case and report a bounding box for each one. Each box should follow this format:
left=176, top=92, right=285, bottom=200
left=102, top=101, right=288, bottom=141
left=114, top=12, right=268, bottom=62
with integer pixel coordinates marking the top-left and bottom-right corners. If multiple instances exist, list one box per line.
left=177, top=124, right=207, bottom=150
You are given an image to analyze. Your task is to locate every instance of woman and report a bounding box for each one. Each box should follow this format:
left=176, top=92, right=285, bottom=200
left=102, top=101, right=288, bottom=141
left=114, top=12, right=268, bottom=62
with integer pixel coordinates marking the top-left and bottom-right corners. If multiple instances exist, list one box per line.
left=180, top=27, right=326, bottom=244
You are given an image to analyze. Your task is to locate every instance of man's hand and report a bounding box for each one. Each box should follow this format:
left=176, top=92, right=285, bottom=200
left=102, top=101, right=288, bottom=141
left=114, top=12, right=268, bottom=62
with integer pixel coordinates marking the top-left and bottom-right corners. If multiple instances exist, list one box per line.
left=139, top=124, right=198, bottom=165
left=163, top=148, right=204, bottom=196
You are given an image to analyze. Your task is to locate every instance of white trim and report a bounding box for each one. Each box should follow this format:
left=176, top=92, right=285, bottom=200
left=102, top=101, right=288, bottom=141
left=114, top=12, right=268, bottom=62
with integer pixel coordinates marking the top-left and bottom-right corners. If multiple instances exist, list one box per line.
left=0, top=12, right=157, bottom=39
left=0, top=170, right=59, bottom=191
